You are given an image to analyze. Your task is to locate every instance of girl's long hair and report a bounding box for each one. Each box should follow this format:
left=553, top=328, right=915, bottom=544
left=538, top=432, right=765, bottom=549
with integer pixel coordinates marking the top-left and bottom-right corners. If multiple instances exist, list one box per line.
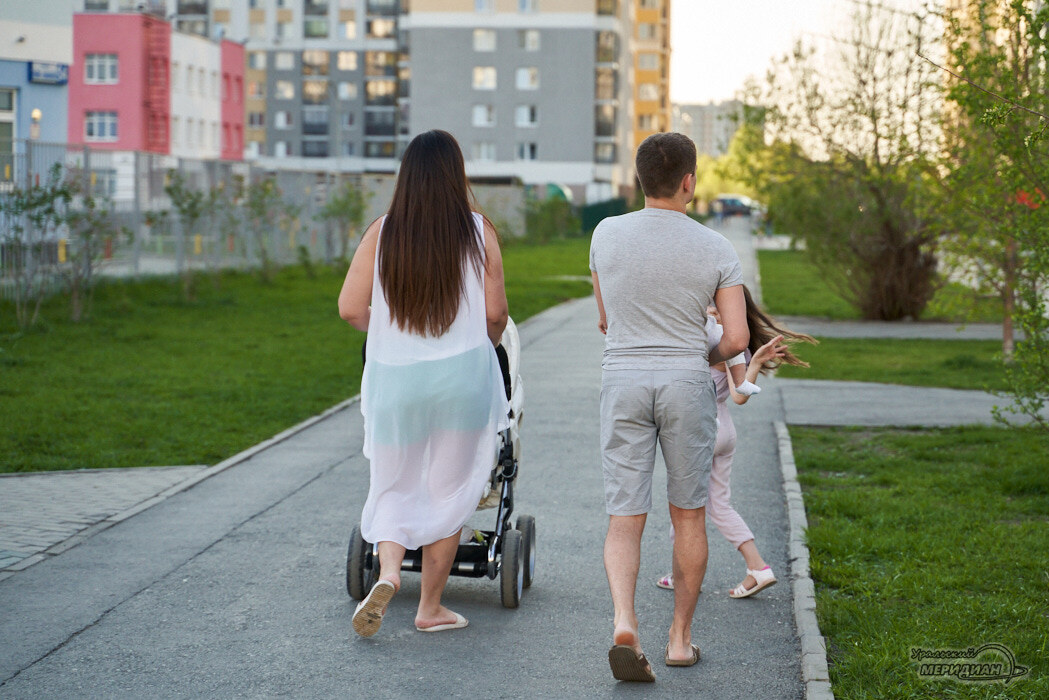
left=743, top=285, right=817, bottom=373
left=378, top=130, right=484, bottom=337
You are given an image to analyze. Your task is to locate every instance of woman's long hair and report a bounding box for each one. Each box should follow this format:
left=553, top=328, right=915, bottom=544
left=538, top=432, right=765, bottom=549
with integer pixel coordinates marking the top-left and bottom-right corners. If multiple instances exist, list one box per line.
left=743, top=285, right=817, bottom=373
left=378, top=130, right=484, bottom=337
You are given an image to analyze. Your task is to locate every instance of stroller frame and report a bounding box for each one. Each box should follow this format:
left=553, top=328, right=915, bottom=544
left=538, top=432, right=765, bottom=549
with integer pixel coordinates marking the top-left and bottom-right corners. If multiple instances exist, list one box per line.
left=347, top=323, right=535, bottom=609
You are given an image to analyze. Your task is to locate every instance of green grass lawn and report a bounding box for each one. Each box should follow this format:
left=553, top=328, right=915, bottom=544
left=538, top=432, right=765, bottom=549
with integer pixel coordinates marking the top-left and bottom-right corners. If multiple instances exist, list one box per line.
left=791, top=426, right=1049, bottom=699
left=776, top=337, right=1006, bottom=392
left=0, top=236, right=593, bottom=473
left=758, top=249, right=1004, bottom=322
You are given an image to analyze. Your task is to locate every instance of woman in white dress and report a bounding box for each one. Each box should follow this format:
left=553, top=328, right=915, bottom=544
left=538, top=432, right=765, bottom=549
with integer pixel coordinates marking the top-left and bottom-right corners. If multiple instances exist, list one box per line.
left=338, top=130, right=509, bottom=637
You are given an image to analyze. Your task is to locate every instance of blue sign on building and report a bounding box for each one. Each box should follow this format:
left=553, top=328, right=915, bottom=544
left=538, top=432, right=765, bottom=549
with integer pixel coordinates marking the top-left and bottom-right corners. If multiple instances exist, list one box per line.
left=28, top=62, right=69, bottom=85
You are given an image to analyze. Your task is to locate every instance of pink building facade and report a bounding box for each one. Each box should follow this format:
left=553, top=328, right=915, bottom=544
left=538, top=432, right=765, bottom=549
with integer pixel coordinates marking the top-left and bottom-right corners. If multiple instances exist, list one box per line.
left=220, top=40, right=244, bottom=162
left=69, top=12, right=243, bottom=161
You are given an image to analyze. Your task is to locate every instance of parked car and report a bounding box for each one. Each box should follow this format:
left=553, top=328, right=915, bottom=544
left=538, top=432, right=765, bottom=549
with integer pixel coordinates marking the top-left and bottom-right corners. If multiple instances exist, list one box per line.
left=714, top=194, right=755, bottom=217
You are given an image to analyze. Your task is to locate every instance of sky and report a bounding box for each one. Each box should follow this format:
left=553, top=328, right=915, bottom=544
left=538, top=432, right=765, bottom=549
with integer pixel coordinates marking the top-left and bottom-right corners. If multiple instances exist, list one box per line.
left=669, top=0, right=846, bottom=104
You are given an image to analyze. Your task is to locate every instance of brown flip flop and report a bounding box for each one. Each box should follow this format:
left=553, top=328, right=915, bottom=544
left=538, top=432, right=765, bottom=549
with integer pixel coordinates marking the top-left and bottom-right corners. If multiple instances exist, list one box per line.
left=665, top=642, right=701, bottom=667
left=608, top=644, right=656, bottom=682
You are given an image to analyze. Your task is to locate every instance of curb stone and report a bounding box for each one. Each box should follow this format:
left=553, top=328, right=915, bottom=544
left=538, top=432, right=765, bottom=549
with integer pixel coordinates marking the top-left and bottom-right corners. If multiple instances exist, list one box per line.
left=775, top=421, right=835, bottom=700
left=1, top=396, right=361, bottom=578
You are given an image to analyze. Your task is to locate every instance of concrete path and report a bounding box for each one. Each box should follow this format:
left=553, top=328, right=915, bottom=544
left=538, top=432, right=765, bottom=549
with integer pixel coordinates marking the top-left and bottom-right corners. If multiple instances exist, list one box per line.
left=1, top=215, right=1025, bottom=698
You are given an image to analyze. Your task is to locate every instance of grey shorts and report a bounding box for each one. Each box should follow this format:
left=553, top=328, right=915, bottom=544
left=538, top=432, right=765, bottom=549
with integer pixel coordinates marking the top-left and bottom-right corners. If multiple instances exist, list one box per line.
left=600, top=368, right=716, bottom=516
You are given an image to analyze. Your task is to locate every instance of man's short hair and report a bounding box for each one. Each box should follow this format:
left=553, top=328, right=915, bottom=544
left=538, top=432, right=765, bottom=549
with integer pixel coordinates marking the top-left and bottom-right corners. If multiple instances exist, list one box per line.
left=635, top=133, right=697, bottom=199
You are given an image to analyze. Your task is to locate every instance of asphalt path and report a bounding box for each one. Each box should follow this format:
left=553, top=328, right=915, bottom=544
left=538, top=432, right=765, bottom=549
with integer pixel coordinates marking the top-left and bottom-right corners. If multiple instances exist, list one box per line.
left=0, top=295, right=803, bottom=699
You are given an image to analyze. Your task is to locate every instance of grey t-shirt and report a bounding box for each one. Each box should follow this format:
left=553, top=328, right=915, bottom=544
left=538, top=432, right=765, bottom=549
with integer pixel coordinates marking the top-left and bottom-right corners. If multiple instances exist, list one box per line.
left=589, top=208, right=744, bottom=371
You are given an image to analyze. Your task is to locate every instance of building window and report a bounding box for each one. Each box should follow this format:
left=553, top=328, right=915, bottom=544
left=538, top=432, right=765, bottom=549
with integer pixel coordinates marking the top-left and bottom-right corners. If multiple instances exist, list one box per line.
left=274, top=110, right=293, bottom=129
left=303, top=107, right=329, bottom=135
left=473, top=142, right=496, bottom=161
left=302, top=50, right=330, bottom=75
left=472, top=104, right=495, bottom=127
left=638, top=83, right=659, bottom=101
left=595, top=67, right=617, bottom=100
left=365, top=79, right=396, bottom=105
left=638, top=23, right=656, bottom=40
left=234, top=76, right=243, bottom=102
left=518, top=30, right=540, bottom=51
left=337, top=51, right=358, bottom=71
left=89, top=168, right=117, bottom=198
left=171, top=116, right=180, bottom=145
left=339, top=20, right=357, bottom=39
left=248, top=112, right=265, bottom=127
left=473, top=29, right=496, bottom=52
left=515, top=67, right=539, bottom=90
left=365, top=110, right=395, bottom=136
left=515, top=104, right=538, bottom=127
left=595, top=142, right=617, bottom=163
left=305, top=0, right=329, bottom=14
left=343, top=111, right=356, bottom=128
left=519, top=0, right=536, bottom=11
left=365, top=141, right=395, bottom=158
left=249, top=52, right=266, bottom=70
left=475, top=0, right=494, bottom=11
left=595, top=104, right=616, bottom=136
left=516, top=142, right=538, bottom=160
left=640, top=0, right=659, bottom=7
left=338, top=81, right=358, bottom=99
left=302, top=140, right=329, bottom=157
left=596, top=31, right=619, bottom=63
left=639, top=52, right=660, bottom=71
left=305, top=19, right=329, bottom=38
left=84, top=111, right=118, bottom=141
left=341, top=142, right=356, bottom=156
left=85, top=54, right=118, bottom=84
left=365, top=51, right=397, bottom=77
left=275, top=81, right=295, bottom=99
left=638, top=114, right=657, bottom=131
left=274, top=141, right=289, bottom=157
left=247, top=80, right=265, bottom=98
left=367, top=18, right=396, bottom=39
left=472, top=67, right=496, bottom=90
left=275, top=52, right=295, bottom=70
left=249, top=22, right=266, bottom=40
left=171, top=62, right=179, bottom=91
left=303, top=79, right=329, bottom=103
left=277, top=21, right=292, bottom=39
left=597, top=0, right=617, bottom=16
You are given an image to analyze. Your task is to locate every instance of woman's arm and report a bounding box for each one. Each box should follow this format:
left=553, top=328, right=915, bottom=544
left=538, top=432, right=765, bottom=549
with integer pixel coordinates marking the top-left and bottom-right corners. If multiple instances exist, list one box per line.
left=483, top=218, right=509, bottom=345
left=728, top=335, right=788, bottom=404
left=337, top=219, right=381, bottom=331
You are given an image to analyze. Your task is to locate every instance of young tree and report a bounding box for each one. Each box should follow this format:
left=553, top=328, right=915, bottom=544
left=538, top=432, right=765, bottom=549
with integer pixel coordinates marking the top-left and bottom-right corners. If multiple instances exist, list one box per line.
left=62, top=175, right=119, bottom=322
left=735, top=1, right=944, bottom=319
left=0, top=164, right=70, bottom=327
left=164, top=169, right=206, bottom=301
left=243, top=176, right=283, bottom=283
left=315, top=180, right=370, bottom=261
left=939, top=0, right=1048, bottom=425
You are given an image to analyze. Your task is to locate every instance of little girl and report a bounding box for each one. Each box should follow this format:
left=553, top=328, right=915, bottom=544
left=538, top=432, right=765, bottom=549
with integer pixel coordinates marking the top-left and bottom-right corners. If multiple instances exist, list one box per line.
left=657, top=285, right=815, bottom=598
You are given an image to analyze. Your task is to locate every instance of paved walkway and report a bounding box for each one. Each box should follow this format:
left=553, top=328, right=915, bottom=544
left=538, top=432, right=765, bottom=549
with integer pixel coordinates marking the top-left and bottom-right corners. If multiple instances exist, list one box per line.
left=0, top=215, right=1027, bottom=698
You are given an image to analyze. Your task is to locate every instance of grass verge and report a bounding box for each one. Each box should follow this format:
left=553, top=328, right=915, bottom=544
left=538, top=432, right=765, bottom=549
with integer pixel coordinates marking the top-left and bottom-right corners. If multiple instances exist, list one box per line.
left=776, top=337, right=1005, bottom=392
left=758, top=249, right=1004, bottom=322
left=0, top=237, right=593, bottom=473
left=791, top=425, right=1049, bottom=698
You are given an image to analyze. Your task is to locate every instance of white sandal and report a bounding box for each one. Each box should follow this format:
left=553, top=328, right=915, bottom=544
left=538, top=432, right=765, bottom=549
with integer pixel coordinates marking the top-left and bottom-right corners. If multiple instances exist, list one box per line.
left=729, top=567, right=776, bottom=599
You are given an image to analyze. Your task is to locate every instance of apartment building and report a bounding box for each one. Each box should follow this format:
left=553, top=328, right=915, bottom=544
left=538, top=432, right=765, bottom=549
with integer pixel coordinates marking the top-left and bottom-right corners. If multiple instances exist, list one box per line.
left=672, top=100, right=743, bottom=158
left=68, top=8, right=244, bottom=161
left=631, top=0, right=670, bottom=150
left=159, top=0, right=636, bottom=201
left=405, top=0, right=636, bottom=201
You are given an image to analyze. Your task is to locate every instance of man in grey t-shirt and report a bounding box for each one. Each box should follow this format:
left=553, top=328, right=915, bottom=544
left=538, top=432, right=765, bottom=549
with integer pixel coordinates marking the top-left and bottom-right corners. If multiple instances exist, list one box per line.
left=589, top=132, right=748, bottom=682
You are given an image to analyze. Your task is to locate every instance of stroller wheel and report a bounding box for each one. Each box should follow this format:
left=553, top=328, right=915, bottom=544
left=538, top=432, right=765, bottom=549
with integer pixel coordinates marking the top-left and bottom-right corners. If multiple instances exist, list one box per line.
left=500, top=529, right=524, bottom=609
left=346, top=523, right=375, bottom=601
left=516, top=515, right=536, bottom=588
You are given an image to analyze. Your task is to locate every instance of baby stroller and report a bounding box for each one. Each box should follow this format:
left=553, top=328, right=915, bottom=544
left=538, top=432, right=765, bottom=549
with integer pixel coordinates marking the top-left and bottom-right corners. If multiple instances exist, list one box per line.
left=346, top=318, right=535, bottom=608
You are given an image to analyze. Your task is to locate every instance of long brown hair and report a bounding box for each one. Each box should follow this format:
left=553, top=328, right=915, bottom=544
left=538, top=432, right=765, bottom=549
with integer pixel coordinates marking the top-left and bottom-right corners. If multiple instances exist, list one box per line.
left=742, top=285, right=817, bottom=373
left=378, top=130, right=483, bottom=337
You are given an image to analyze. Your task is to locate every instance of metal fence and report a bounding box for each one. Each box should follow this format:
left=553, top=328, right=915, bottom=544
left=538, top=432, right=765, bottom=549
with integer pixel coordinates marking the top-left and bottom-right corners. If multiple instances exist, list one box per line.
left=0, top=138, right=526, bottom=301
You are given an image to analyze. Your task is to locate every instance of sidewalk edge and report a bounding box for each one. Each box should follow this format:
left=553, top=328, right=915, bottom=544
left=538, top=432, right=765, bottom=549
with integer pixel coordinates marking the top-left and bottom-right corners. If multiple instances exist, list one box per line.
left=4, top=396, right=361, bottom=577
left=775, top=420, right=834, bottom=700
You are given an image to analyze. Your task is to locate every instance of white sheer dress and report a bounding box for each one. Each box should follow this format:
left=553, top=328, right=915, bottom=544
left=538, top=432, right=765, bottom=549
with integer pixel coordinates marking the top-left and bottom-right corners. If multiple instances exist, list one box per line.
left=359, top=213, right=510, bottom=550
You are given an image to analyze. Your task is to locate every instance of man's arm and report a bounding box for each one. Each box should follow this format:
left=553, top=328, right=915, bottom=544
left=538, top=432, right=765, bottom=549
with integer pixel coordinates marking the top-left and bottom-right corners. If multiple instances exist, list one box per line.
left=592, top=270, right=607, bottom=334
left=708, top=284, right=748, bottom=365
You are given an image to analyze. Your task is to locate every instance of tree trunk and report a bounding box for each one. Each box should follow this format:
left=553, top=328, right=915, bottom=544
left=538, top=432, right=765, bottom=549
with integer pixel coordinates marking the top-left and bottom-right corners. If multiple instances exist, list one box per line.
left=1002, top=237, right=1017, bottom=360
